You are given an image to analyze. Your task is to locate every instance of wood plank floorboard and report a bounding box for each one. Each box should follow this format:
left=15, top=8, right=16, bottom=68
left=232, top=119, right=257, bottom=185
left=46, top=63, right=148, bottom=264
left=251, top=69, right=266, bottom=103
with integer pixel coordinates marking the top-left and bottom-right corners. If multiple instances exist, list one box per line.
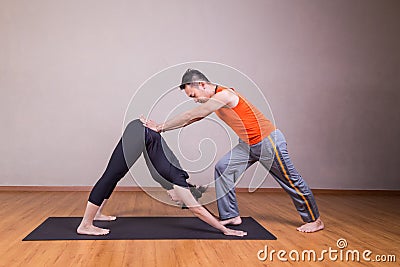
left=0, top=191, right=398, bottom=266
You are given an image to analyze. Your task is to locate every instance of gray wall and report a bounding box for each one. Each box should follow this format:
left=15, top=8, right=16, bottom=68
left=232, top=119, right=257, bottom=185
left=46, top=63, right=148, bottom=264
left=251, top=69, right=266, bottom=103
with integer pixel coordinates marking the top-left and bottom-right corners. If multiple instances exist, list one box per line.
left=1, top=0, right=399, bottom=189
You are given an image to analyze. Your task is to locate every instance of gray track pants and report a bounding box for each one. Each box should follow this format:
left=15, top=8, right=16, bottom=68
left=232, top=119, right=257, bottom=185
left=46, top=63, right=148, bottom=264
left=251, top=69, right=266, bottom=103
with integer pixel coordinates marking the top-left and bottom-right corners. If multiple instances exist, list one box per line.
left=215, top=129, right=320, bottom=223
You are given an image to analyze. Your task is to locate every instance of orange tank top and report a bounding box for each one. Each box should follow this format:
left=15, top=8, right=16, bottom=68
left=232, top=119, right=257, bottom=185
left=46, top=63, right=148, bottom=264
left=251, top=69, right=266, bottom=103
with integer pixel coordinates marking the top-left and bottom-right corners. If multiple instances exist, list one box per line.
left=214, top=86, right=275, bottom=145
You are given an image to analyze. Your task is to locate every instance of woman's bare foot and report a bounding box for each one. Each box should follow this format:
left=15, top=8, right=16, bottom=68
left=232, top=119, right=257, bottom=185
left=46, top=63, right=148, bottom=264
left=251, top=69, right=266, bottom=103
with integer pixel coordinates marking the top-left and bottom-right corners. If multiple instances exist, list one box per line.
left=220, top=216, right=242, bottom=226
left=77, top=223, right=110, bottom=235
left=94, top=213, right=117, bottom=221
left=297, top=217, right=324, bottom=233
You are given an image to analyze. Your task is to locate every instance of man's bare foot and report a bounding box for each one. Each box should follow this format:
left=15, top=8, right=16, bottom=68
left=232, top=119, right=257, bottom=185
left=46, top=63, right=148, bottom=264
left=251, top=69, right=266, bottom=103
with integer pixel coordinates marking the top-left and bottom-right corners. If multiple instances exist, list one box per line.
left=77, top=224, right=110, bottom=235
left=94, top=213, right=117, bottom=221
left=297, top=218, right=324, bottom=233
left=220, top=216, right=242, bottom=226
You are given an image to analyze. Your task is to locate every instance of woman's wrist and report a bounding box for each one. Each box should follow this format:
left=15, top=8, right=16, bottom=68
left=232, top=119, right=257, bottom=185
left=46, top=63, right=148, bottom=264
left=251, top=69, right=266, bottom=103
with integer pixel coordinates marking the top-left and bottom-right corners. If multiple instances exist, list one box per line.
left=220, top=225, right=228, bottom=233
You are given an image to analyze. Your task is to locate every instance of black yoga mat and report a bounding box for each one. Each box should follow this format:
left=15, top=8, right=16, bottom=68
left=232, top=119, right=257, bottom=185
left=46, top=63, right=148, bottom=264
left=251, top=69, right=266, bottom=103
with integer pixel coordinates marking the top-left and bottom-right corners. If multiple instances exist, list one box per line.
left=23, top=217, right=276, bottom=241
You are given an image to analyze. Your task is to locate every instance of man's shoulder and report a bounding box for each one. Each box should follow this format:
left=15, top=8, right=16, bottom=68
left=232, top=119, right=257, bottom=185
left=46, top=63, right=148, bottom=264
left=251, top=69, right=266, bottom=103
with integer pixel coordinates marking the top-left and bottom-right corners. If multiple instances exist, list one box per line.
left=215, top=87, right=237, bottom=98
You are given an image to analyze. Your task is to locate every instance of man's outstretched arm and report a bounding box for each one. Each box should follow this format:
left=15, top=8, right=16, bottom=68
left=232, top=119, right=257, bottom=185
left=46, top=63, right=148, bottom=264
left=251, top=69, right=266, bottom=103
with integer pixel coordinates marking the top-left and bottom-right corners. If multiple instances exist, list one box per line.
left=142, top=90, right=231, bottom=132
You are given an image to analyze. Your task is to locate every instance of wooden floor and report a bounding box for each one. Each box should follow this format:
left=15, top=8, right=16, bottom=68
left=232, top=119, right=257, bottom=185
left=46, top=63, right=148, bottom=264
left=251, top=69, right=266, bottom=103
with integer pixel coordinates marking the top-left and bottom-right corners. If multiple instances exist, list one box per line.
left=0, top=191, right=398, bottom=267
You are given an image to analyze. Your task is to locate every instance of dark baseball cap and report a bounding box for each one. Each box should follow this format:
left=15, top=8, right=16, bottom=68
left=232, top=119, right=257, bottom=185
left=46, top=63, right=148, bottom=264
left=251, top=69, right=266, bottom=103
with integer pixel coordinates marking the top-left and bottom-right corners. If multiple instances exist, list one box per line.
left=179, top=69, right=210, bottom=89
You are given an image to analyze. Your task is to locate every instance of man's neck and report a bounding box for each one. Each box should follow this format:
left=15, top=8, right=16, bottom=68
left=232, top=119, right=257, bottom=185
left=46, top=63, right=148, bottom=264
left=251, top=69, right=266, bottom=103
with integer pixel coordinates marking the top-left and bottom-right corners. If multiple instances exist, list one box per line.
left=214, top=84, right=218, bottom=94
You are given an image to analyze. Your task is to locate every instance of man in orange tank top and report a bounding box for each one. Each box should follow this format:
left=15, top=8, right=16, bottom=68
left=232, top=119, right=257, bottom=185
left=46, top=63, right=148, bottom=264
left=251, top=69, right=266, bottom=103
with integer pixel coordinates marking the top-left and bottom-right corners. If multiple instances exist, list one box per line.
left=143, top=69, right=324, bottom=233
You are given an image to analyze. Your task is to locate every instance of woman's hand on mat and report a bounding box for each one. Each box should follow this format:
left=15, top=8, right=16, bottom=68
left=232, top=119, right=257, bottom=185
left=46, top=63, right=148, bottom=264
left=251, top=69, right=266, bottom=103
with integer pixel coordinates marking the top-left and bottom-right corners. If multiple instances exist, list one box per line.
left=222, top=227, right=247, bottom=237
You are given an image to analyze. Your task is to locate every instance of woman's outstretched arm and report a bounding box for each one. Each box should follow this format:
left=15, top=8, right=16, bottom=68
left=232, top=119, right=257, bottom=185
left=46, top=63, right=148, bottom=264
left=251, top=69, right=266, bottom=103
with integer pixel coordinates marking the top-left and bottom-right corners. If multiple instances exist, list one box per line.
left=172, top=185, right=247, bottom=237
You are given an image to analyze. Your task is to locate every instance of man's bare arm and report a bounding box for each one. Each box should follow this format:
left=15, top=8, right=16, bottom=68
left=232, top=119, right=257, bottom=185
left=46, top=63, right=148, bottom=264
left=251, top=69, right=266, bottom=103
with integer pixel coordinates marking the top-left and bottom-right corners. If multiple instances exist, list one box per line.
left=144, top=90, right=232, bottom=132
